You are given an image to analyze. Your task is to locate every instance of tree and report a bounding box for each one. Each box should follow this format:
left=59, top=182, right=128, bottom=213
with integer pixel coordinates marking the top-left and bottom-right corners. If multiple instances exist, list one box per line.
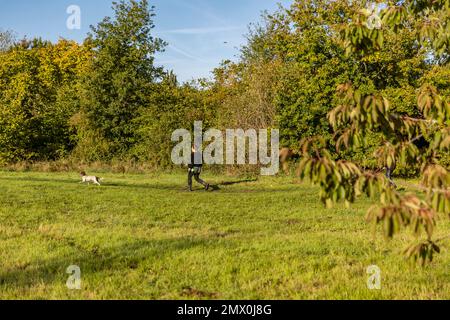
left=77, top=0, right=166, bottom=158
left=212, top=59, right=279, bottom=131
left=220, top=0, right=431, bottom=170
left=132, top=70, right=219, bottom=167
left=299, top=0, right=450, bottom=265
left=0, top=39, right=92, bottom=163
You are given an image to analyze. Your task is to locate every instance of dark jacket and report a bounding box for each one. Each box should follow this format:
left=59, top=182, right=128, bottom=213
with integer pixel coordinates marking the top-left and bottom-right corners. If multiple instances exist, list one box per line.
left=188, top=152, right=203, bottom=169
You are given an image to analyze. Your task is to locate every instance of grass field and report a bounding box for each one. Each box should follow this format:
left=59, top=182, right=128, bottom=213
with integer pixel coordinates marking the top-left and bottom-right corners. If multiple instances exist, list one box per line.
left=0, top=171, right=449, bottom=300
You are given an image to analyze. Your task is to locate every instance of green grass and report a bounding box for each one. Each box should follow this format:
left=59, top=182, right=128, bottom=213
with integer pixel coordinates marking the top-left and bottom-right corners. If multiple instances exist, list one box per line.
left=0, top=171, right=449, bottom=300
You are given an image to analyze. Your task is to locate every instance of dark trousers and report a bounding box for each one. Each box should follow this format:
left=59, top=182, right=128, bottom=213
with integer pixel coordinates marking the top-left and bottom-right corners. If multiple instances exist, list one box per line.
left=386, top=163, right=396, bottom=180
left=386, top=163, right=397, bottom=187
left=188, top=167, right=207, bottom=190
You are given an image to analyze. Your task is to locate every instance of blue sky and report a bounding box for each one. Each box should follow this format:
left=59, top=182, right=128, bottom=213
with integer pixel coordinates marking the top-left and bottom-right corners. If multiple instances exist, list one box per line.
left=0, top=0, right=292, bottom=82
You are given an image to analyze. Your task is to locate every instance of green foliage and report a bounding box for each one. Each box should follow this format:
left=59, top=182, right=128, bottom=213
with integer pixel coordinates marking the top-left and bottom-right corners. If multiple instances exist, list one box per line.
left=1, top=0, right=444, bottom=176
left=0, top=39, right=92, bottom=163
left=299, top=0, right=450, bottom=264
left=77, top=0, right=166, bottom=158
left=132, top=77, right=217, bottom=167
left=213, top=0, right=431, bottom=169
left=212, top=59, right=278, bottom=130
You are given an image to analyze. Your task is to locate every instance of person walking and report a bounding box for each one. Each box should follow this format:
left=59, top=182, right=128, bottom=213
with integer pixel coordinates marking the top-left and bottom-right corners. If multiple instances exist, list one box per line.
left=188, top=146, right=210, bottom=191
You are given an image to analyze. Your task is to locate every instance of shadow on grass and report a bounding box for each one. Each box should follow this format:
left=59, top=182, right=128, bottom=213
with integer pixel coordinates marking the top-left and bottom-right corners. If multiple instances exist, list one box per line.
left=217, top=178, right=257, bottom=186
left=0, top=235, right=223, bottom=294
left=103, top=178, right=258, bottom=192
left=0, top=176, right=76, bottom=185
left=0, top=176, right=259, bottom=192
left=0, top=175, right=293, bottom=195
left=0, top=176, right=183, bottom=191
left=206, top=178, right=258, bottom=192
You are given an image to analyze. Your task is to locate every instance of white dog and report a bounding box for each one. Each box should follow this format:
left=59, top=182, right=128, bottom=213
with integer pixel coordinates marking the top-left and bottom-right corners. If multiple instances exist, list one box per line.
left=80, top=171, right=102, bottom=186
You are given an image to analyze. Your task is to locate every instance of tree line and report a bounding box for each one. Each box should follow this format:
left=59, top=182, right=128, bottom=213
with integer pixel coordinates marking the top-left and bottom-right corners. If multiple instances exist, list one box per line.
left=0, top=0, right=448, bottom=177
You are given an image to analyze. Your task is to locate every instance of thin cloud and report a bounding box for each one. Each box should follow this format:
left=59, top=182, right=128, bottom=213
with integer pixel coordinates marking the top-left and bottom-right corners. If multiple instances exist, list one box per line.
left=160, top=26, right=242, bottom=35
left=167, top=44, right=201, bottom=61
left=176, top=0, right=228, bottom=25
left=154, top=58, right=184, bottom=65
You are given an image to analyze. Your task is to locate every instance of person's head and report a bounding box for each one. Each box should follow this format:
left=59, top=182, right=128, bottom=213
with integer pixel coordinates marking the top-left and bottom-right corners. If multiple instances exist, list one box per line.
left=192, top=145, right=196, bottom=153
